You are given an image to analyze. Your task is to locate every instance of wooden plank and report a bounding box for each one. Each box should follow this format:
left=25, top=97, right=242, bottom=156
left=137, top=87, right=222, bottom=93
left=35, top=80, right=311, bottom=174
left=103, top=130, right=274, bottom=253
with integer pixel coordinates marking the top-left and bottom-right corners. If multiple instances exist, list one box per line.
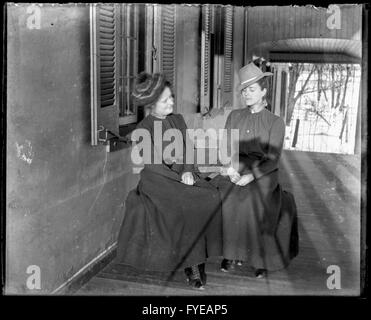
left=306, top=6, right=314, bottom=39
left=281, top=6, right=288, bottom=41
left=270, top=6, right=275, bottom=42
left=318, top=7, right=327, bottom=39
left=248, top=7, right=257, bottom=55
left=352, top=5, right=362, bottom=41
left=77, top=276, right=202, bottom=296
left=295, top=6, right=303, bottom=39
left=288, top=6, right=295, bottom=40
left=77, top=151, right=361, bottom=296
left=78, top=259, right=359, bottom=295
left=281, top=152, right=360, bottom=204
left=262, top=7, right=271, bottom=44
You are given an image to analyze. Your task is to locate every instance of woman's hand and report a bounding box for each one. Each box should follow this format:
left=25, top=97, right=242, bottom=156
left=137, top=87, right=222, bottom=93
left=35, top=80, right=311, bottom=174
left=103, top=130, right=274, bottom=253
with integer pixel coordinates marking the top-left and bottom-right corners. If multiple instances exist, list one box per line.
left=221, top=166, right=238, bottom=176
left=222, top=167, right=241, bottom=183
left=220, top=167, right=229, bottom=176
left=229, top=172, right=241, bottom=184
left=235, top=173, right=254, bottom=186
left=181, top=172, right=195, bottom=185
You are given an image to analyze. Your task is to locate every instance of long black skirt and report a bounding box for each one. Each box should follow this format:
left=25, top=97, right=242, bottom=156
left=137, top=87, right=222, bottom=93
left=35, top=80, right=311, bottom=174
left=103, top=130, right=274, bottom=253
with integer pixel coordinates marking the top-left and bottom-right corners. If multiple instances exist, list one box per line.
left=211, top=170, right=299, bottom=271
left=115, top=165, right=223, bottom=272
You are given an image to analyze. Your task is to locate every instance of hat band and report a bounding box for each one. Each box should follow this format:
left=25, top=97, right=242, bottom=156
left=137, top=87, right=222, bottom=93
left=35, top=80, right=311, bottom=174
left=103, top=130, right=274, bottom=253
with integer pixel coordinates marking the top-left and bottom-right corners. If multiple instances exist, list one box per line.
left=240, top=75, right=259, bottom=85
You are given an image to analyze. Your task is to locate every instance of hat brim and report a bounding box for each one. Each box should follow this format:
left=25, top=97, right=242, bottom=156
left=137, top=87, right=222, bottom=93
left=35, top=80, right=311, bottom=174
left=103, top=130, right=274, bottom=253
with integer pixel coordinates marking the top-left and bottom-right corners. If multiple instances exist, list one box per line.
left=237, top=72, right=273, bottom=91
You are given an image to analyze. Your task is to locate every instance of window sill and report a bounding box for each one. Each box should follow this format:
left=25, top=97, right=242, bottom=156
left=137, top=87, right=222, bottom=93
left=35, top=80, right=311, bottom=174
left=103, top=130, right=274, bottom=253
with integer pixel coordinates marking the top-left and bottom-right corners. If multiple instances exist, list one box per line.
left=119, top=115, right=137, bottom=126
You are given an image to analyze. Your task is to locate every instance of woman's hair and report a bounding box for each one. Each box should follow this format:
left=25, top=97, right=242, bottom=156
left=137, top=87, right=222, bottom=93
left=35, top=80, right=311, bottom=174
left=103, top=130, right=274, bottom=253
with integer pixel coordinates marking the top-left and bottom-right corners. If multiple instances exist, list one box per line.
left=163, top=81, right=173, bottom=92
left=132, top=72, right=173, bottom=107
left=251, top=56, right=271, bottom=101
left=256, top=77, right=269, bottom=91
left=145, top=81, right=173, bottom=109
left=255, top=77, right=270, bottom=105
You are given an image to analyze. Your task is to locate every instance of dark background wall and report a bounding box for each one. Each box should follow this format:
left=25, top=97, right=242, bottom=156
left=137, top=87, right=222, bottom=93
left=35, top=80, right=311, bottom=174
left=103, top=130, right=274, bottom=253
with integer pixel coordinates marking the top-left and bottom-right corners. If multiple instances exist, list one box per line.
left=175, top=5, right=201, bottom=115
left=6, top=4, right=139, bottom=293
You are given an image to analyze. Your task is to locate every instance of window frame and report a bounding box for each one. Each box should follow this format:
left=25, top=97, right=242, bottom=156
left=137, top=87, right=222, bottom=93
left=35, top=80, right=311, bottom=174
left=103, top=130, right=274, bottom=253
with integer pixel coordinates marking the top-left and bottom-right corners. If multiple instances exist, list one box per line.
left=90, top=3, right=120, bottom=146
left=118, top=3, right=140, bottom=126
left=200, top=4, right=234, bottom=114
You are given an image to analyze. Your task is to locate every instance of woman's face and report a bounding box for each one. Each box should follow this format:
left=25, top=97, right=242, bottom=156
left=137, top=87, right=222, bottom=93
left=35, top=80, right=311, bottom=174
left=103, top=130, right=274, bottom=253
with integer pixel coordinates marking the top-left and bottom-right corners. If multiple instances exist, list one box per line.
left=241, top=82, right=266, bottom=107
left=152, top=86, right=174, bottom=117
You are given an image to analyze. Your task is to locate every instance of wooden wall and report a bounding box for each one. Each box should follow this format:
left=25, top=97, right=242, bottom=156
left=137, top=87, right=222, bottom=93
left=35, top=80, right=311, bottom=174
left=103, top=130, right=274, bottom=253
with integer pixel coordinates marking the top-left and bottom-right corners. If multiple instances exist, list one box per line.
left=6, top=4, right=139, bottom=294
left=246, top=5, right=362, bottom=61
left=175, top=5, right=201, bottom=115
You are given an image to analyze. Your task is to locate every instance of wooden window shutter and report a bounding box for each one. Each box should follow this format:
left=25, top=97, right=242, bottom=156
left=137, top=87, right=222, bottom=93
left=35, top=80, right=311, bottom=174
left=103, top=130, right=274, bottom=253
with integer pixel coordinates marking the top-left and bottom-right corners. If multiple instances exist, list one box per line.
left=201, top=5, right=233, bottom=111
left=119, top=4, right=139, bottom=125
left=266, top=65, right=275, bottom=112
left=222, top=5, right=233, bottom=102
left=270, top=67, right=278, bottom=114
left=161, top=5, right=176, bottom=89
left=90, top=4, right=119, bottom=145
left=280, top=70, right=288, bottom=120
left=99, top=4, right=117, bottom=109
left=200, top=4, right=212, bottom=114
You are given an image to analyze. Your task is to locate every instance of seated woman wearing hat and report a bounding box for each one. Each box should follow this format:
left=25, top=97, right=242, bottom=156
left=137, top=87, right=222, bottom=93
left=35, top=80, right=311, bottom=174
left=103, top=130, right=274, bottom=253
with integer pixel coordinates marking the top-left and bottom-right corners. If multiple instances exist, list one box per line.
left=115, top=72, right=222, bottom=290
left=211, top=62, right=299, bottom=278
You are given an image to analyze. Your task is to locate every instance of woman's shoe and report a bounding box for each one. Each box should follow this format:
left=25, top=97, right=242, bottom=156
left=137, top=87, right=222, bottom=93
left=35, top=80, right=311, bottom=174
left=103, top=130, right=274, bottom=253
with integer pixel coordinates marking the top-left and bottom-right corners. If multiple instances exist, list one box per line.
left=255, top=268, right=268, bottom=278
left=184, top=264, right=207, bottom=285
left=184, top=265, right=205, bottom=290
left=198, top=263, right=207, bottom=285
left=220, top=259, right=235, bottom=272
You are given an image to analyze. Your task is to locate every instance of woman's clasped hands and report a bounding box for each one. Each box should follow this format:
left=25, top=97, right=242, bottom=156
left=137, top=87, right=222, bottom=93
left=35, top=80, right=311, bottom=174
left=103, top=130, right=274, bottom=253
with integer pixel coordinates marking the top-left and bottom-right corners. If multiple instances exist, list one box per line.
left=221, top=167, right=254, bottom=186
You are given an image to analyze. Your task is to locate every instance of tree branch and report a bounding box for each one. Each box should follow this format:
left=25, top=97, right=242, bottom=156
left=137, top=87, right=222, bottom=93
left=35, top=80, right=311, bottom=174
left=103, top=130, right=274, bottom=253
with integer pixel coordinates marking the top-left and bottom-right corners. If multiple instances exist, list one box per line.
left=294, top=64, right=316, bottom=103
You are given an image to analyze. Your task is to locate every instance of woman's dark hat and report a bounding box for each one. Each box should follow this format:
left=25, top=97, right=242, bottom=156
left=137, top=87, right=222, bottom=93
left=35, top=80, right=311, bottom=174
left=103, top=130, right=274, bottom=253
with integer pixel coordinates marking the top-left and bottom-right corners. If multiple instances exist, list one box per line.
left=132, top=72, right=166, bottom=106
left=238, top=62, right=273, bottom=91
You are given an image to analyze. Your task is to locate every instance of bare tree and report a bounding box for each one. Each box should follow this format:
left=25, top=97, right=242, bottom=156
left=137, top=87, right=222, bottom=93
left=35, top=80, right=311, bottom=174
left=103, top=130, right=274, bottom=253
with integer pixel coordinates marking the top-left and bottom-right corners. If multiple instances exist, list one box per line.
left=286, top=63, right=316, bottom=126
left=339, top=65, right=352, bottom=112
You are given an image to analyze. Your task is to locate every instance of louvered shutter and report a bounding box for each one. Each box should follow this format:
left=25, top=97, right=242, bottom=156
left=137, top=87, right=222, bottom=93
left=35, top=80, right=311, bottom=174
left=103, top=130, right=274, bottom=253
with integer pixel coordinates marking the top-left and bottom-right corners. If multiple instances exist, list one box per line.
left=90, top=4, right=119, bottom=145
left=99, top=5, right=117, bottom=108
left=270, top=66, right=278, bottom=114
left=200, top=4, right=212, bottom=114
left=119, top=4, right=139, bottom=125
left=222, top=5, right=233, bottom=108
left=266, top=65, right=275, bottom=112
left=161, top=5, right=176, bottom=89
left=280, top=70, right=288, bottom=120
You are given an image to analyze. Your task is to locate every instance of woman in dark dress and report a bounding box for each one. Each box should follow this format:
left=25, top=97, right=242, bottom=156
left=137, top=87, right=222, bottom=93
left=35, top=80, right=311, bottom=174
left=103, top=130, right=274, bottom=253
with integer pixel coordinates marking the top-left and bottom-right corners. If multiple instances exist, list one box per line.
left=212, top=62, right=299, bottom=277
left=115, top=72, right=222, bottom=290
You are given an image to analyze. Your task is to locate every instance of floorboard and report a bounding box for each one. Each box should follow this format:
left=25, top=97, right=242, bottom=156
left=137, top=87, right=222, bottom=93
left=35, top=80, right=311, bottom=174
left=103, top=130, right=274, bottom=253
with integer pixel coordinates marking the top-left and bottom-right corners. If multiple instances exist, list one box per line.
left=76, top=150, right=362, bottom=296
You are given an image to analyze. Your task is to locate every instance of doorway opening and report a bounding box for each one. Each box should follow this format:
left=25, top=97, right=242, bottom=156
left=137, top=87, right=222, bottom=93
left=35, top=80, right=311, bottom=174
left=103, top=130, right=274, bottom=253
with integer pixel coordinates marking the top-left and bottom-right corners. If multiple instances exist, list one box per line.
left=271, top=62, right=361, bottom=154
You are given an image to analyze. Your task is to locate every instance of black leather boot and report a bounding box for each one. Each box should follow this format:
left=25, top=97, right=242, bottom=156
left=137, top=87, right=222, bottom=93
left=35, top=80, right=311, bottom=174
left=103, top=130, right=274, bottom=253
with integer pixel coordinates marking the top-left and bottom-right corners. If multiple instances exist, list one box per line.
left=198, top=263, right=207, bottom=285
left=220, top=258, right=235, bottom=272
left=184, top=265, right=205, bottom=290
left=255, top=268, right=268, bottom=278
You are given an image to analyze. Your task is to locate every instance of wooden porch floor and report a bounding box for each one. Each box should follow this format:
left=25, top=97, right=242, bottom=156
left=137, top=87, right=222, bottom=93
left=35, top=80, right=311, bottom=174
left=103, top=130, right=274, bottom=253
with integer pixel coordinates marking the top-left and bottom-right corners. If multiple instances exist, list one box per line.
left=76, top=150, right=362, bottom=296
